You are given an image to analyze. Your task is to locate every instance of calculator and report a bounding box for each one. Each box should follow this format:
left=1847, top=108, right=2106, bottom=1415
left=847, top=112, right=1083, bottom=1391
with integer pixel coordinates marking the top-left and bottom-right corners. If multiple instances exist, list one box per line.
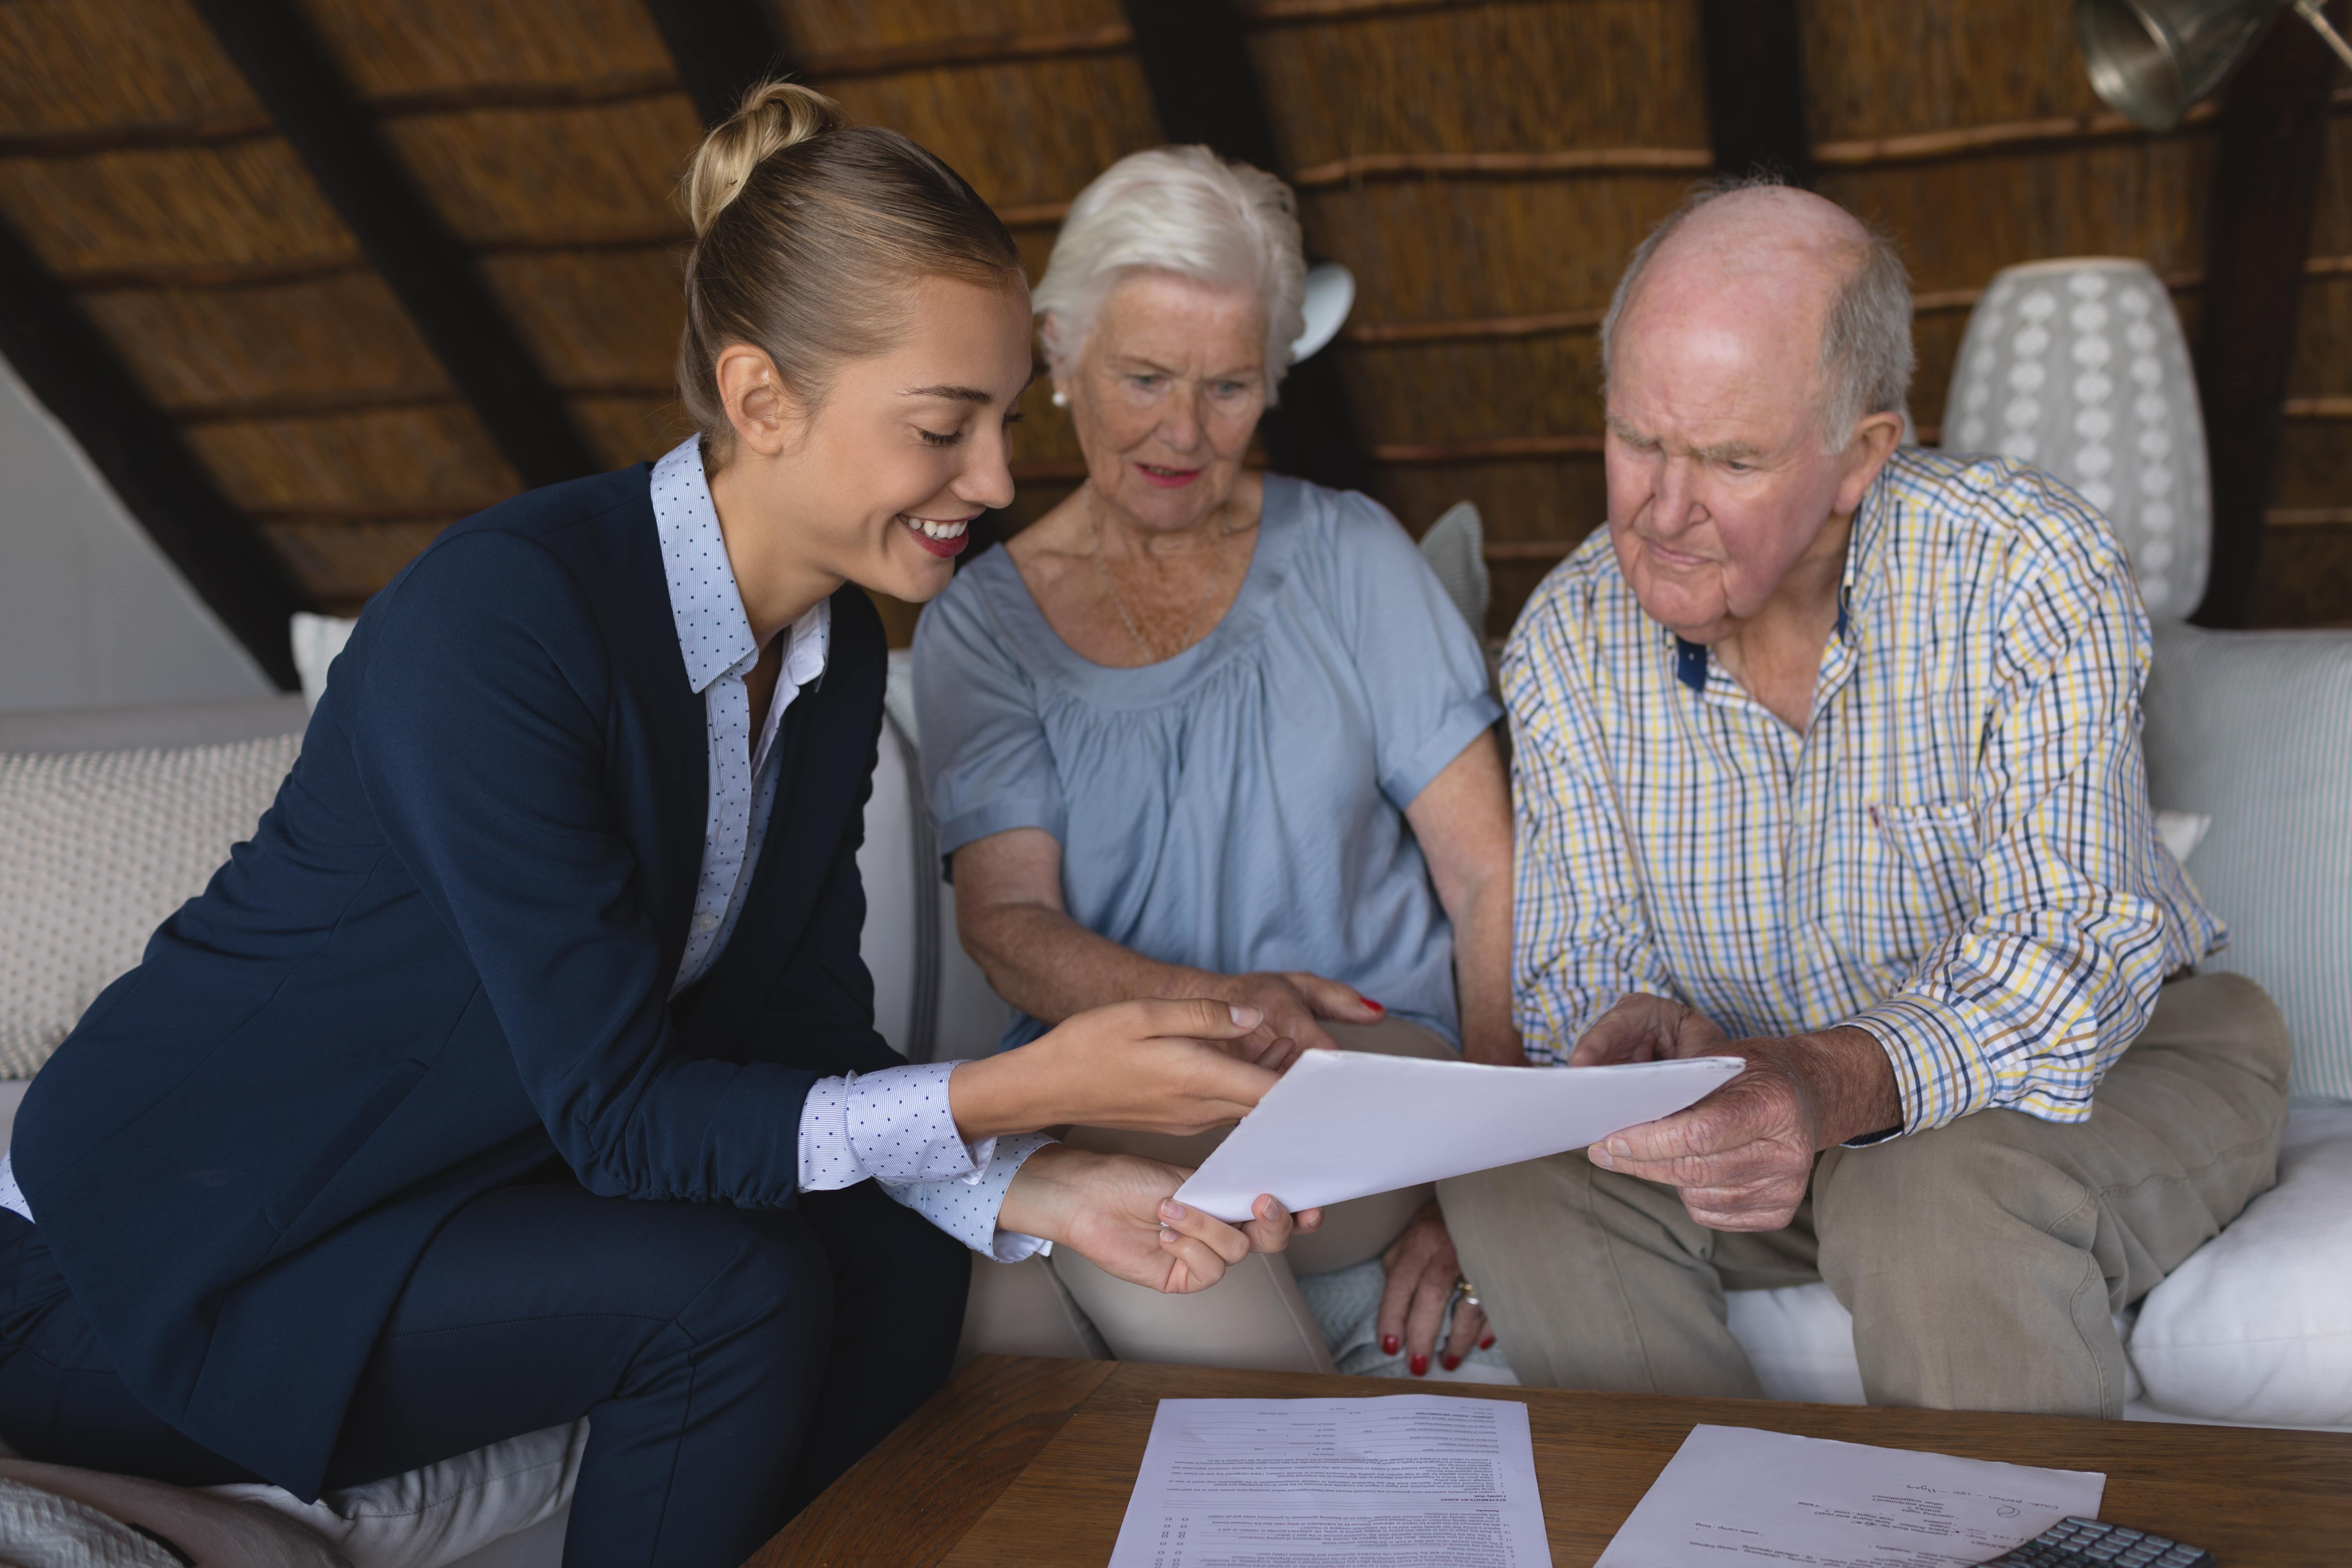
left=1981, top=1516, right=2215, bottom=1567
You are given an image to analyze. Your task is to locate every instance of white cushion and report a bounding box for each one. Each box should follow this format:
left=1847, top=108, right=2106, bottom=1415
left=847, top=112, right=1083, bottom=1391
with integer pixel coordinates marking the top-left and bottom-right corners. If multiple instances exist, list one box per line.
left=859, top=650, right=1013, bottom=1064
left=1725, top=1283, right=1867, bottom=1406
left=2128, top=1107, right=2352, bottom=1428
left=290, top=614, right=358, bottom=713
left=2144, top=622, right=2352, bottom=1104
left=0, top=1461, right=345, bottom=1568
left=0, top=735, right=300, bottom=1078
left=204, top=1424, right=582, bottom=1568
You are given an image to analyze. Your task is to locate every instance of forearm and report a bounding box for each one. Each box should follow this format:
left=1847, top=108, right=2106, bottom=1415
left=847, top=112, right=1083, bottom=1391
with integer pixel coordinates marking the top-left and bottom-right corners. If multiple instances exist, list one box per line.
left=962, top=900, right=1233, bottom=1026
left=1450, top=870, right=1523, bottom=1065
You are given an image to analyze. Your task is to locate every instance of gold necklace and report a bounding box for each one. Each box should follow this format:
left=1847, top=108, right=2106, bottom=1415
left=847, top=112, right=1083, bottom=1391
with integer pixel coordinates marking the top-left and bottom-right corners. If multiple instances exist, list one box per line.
left=1086, top=488, right=1230, bottom=664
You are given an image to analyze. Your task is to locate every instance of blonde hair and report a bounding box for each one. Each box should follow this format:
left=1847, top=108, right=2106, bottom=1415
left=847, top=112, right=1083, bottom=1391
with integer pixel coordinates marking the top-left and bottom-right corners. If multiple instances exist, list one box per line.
left=1031, top=146, right=1306, bottom=398
left=676, top=81, right=1022, bottom=449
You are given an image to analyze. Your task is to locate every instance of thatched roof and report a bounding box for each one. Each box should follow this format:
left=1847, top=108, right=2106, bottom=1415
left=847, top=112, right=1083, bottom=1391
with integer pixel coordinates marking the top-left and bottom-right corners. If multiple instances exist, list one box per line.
left=2, top=0, right=2347, bottom=680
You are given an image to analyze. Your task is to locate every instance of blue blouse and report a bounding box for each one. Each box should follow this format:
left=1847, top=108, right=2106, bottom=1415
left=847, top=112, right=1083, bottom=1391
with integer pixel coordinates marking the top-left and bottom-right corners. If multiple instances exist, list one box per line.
left=914, top=475, right=1501, bottom=1050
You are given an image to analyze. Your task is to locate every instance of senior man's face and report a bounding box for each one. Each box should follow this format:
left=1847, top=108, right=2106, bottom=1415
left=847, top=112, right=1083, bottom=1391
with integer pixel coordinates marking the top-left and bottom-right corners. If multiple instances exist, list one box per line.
left=1602, top=282, right=1876, bottom=644
left=1064, top=271, right=1268, bottom=532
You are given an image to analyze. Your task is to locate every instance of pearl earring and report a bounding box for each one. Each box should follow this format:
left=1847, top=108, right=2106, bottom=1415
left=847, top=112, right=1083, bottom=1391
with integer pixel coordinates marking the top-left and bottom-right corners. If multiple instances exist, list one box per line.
left=1050, top=390, right=1069, bottom=408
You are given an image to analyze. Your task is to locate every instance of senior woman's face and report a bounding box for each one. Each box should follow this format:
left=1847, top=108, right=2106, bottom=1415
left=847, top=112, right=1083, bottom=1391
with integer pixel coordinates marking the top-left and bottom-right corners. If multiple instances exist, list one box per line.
left=1062, top=272, right=1268, bottom=531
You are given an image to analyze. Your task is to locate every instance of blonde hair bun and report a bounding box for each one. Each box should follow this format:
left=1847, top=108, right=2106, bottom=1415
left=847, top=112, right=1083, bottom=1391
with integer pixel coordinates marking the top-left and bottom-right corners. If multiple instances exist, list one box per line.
left=682, top=80, right=847, bottom=238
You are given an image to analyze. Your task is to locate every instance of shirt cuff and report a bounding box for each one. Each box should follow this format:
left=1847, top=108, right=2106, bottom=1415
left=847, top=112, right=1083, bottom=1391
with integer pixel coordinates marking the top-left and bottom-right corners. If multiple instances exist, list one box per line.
left=880, top=1133, right=1056, bottom=1261
left=1843, top=994, right=1994, bottom=1136
left=796, top=1061, right=993, bottom=1192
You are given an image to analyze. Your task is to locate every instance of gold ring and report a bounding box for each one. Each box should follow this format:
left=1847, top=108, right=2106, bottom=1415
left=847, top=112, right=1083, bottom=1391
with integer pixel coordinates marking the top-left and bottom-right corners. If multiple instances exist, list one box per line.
left=1454, top=1278, right=1480, bottom=1309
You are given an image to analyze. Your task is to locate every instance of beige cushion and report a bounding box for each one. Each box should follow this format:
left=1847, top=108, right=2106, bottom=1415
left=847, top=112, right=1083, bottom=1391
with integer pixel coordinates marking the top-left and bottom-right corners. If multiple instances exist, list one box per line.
left=0, top=735, right=299, bottom=1077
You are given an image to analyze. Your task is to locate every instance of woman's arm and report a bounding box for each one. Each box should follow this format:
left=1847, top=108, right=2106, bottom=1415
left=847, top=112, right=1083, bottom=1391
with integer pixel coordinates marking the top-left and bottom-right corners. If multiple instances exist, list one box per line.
left=953, top=828, right=1381, bottom=1065
left=1404, top=730, right=1523, bottom=1067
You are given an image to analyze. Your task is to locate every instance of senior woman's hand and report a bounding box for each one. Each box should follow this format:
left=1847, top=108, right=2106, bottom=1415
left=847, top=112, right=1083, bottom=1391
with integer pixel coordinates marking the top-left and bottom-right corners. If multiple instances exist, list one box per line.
left=1213, top=971, right=1387, bottom=1070
left=998, top=1144, right=1323, bottom=1293
left=949, top=997, right=1283, bottom=1139
left=1378, top=1198, right=1491, bottom=1376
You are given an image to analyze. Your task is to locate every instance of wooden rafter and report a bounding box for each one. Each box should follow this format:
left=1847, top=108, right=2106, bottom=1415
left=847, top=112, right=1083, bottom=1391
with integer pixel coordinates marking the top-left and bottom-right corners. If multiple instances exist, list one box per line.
left=187, top=0, right=598, bottom=491
left=637, top=0, right=795, bottom=129
left=0, top=212, right=308, bottom=688
left=2191, top=3, right=2343, bottom=627
left=800, top=25, right=1132, bottom=81
left=1119, top=0, right=1372, bottom=495
left=1699, top=0, right=1812, bottom=185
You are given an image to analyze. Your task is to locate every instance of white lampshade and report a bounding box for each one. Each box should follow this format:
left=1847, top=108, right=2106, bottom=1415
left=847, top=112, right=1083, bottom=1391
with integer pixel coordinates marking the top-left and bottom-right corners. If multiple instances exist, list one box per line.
left=1941, top=257, right=2211, bottom=619
left=1291, top=261, right=1355, bottom=364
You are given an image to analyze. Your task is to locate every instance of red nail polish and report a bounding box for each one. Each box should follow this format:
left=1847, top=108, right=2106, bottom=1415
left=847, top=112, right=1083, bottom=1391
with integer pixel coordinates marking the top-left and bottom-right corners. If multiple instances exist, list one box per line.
left=1381, top=1335, right=1399, bottom=1356
left=1441, top=1354, right=1461, bottom=1371
left=1409, top=1353, right=1429, bottom=1376
left=1479, top=1335, right=1496, bottom=1350
left=1362, top=998, right=1386, bottom=1013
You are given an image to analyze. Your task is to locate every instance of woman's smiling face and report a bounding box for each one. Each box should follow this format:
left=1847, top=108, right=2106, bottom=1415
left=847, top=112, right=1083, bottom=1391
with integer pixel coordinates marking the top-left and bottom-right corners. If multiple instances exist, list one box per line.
left=718, top=272, right=1034, bottom=609
left=1059, top=271, right=1269, bottom=533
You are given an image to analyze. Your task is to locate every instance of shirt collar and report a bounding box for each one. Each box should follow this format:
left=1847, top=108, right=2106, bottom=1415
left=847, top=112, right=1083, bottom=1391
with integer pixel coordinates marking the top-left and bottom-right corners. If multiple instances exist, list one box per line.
left=1667, top=461, right=1893, bottom=695
left=650, top=435, right=832, bottom=696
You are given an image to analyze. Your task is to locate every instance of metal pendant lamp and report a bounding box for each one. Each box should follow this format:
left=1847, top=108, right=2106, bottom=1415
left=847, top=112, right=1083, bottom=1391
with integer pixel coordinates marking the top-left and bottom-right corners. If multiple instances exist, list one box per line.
left=2077, top=0, right=2352, bottom=131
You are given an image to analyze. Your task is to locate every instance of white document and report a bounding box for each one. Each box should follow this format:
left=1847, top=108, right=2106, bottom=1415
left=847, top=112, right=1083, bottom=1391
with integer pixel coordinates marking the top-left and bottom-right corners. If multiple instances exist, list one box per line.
left=1599, top=1424, right=2106, bottom=1567
left=1108, top=1395, right=1550, bottom=1568
left=1174, top=1048, right=1742, bottom=1223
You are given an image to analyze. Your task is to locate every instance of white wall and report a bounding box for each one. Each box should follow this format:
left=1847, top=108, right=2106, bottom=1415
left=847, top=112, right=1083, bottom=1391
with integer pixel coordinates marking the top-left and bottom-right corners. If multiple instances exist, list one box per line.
left=0, top=358, right=271, bottom=712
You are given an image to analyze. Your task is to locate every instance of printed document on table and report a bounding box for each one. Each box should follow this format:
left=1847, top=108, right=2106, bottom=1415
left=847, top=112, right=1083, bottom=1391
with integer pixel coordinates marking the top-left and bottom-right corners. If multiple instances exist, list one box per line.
left=1107, top=1395, right=1550, bottom=1568
left=1175, top=1047, right=1742, bottom=1223
left=1598, top=1424, right=2106, bottom=1567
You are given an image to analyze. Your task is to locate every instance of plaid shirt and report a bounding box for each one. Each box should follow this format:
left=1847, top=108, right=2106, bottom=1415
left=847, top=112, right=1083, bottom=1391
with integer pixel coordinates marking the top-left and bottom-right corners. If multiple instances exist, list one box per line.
left=1504, top=446, right=2223, bottom=1134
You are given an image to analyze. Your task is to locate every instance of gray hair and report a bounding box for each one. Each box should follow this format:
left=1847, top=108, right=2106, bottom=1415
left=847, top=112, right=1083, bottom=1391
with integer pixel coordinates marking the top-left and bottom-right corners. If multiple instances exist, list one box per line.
left=1599, top=175, right=1914, bottom=448
left=1032, top=146, right=1307, bottom=398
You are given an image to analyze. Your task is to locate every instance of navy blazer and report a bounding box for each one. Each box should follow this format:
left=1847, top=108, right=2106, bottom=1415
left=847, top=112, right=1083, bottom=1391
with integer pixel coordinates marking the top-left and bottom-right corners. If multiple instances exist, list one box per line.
left=14, top=466, right=902, bottom=1498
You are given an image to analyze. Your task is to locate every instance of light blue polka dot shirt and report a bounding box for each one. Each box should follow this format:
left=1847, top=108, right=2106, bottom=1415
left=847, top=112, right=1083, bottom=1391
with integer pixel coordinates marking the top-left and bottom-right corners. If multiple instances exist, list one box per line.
left=657, top=439, right=1051, bottom=1258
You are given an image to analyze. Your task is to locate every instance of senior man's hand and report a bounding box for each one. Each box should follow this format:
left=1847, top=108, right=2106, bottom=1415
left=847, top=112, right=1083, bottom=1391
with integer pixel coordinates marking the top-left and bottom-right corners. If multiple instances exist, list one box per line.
left=1570, top=997, right=1903, bottom=1231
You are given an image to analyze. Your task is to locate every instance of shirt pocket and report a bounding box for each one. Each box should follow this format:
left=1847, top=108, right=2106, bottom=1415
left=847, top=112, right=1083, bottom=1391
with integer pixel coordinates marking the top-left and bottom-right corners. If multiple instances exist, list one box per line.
left=1869, top=801, right=1981, bottom=934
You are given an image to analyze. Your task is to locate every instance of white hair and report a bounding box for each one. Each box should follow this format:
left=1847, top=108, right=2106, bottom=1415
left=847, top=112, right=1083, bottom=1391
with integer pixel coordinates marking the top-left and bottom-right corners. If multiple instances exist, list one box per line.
left=1032, top=145, right=1307, bottom=398
left=1600, top=175, right=1914, bottom=448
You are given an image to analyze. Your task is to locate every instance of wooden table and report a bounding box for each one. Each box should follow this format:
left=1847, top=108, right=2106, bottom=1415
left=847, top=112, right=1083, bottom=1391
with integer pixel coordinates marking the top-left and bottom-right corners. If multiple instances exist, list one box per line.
left=749, top=1354, right=2352, bottom=1567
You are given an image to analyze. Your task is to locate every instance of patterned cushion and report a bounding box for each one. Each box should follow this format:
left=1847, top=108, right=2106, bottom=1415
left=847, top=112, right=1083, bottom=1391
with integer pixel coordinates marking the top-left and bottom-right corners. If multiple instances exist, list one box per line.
left=2143, top=622, right=2352, bottom=1104
left=0, top=735, right=299, bottom=1077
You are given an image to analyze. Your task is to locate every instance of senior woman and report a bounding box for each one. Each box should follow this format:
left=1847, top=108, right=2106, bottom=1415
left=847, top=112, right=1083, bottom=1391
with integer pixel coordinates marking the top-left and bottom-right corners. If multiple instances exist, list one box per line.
left=914, top=146, right=1518, bottom=1378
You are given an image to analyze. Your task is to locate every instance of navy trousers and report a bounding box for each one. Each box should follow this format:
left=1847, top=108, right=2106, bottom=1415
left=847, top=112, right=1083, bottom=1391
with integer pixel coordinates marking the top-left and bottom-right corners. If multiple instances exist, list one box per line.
left=0, top=1177, right=969, bottom=1568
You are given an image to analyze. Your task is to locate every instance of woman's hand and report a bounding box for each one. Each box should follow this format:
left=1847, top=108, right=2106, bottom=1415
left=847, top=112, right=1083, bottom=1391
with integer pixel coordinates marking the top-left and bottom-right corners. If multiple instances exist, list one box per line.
left=950, top=998, right=1282, bottom=1139
left=999, top=1144, right=1323, bottom=1293
left=1377, top=1199, right=1491, bottom=1376
left=1212, top=971, right=1386, bottom=1070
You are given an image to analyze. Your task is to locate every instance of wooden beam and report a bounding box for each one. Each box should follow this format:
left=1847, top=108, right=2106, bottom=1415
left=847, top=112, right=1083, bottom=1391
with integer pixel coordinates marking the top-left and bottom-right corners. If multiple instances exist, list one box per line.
left=800, top=25, right=1131, bottom=81
left=1119, top=0, right=1372, bottom=493
left=2190, top=4, right=2342, bottom=628
left=636, top=0, right=794, bottom=129
left=1699, top=0, right=1812, bottom=185
left=1293, top=146, right=1713, bottom=187
left=0, top=212, right=307, bottom=688
left=188, top=0, right=597, bottom=490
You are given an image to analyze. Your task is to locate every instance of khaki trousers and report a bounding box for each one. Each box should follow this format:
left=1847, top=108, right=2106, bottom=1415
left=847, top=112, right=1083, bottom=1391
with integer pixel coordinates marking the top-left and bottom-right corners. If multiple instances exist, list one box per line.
left=1437, top=973, right=2292, bottom=1416
left=974, top=1018, right=1456, bottom=1374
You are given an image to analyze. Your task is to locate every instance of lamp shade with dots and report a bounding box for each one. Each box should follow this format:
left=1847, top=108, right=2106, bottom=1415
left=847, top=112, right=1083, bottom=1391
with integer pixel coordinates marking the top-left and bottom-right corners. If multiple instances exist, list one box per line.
left=1941, top=257, right=2210, bottom=618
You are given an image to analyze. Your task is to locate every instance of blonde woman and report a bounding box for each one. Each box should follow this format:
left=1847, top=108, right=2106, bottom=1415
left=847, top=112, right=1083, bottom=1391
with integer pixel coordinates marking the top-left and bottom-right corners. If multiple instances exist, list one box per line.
left=0, top=91, right=1316, bottom=1566
left=918, top=147, right=1518, bottom=1381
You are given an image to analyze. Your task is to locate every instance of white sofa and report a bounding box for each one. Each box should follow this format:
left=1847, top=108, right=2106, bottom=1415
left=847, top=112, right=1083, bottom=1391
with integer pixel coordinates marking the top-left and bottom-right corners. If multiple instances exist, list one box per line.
left=2, top=594, right=2347, bottom=1564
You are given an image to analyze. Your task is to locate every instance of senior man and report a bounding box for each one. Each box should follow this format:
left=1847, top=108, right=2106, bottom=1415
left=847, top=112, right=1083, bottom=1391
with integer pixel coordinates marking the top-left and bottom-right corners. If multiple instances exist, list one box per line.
left=1441, top=180, right=2291, bottom=1417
